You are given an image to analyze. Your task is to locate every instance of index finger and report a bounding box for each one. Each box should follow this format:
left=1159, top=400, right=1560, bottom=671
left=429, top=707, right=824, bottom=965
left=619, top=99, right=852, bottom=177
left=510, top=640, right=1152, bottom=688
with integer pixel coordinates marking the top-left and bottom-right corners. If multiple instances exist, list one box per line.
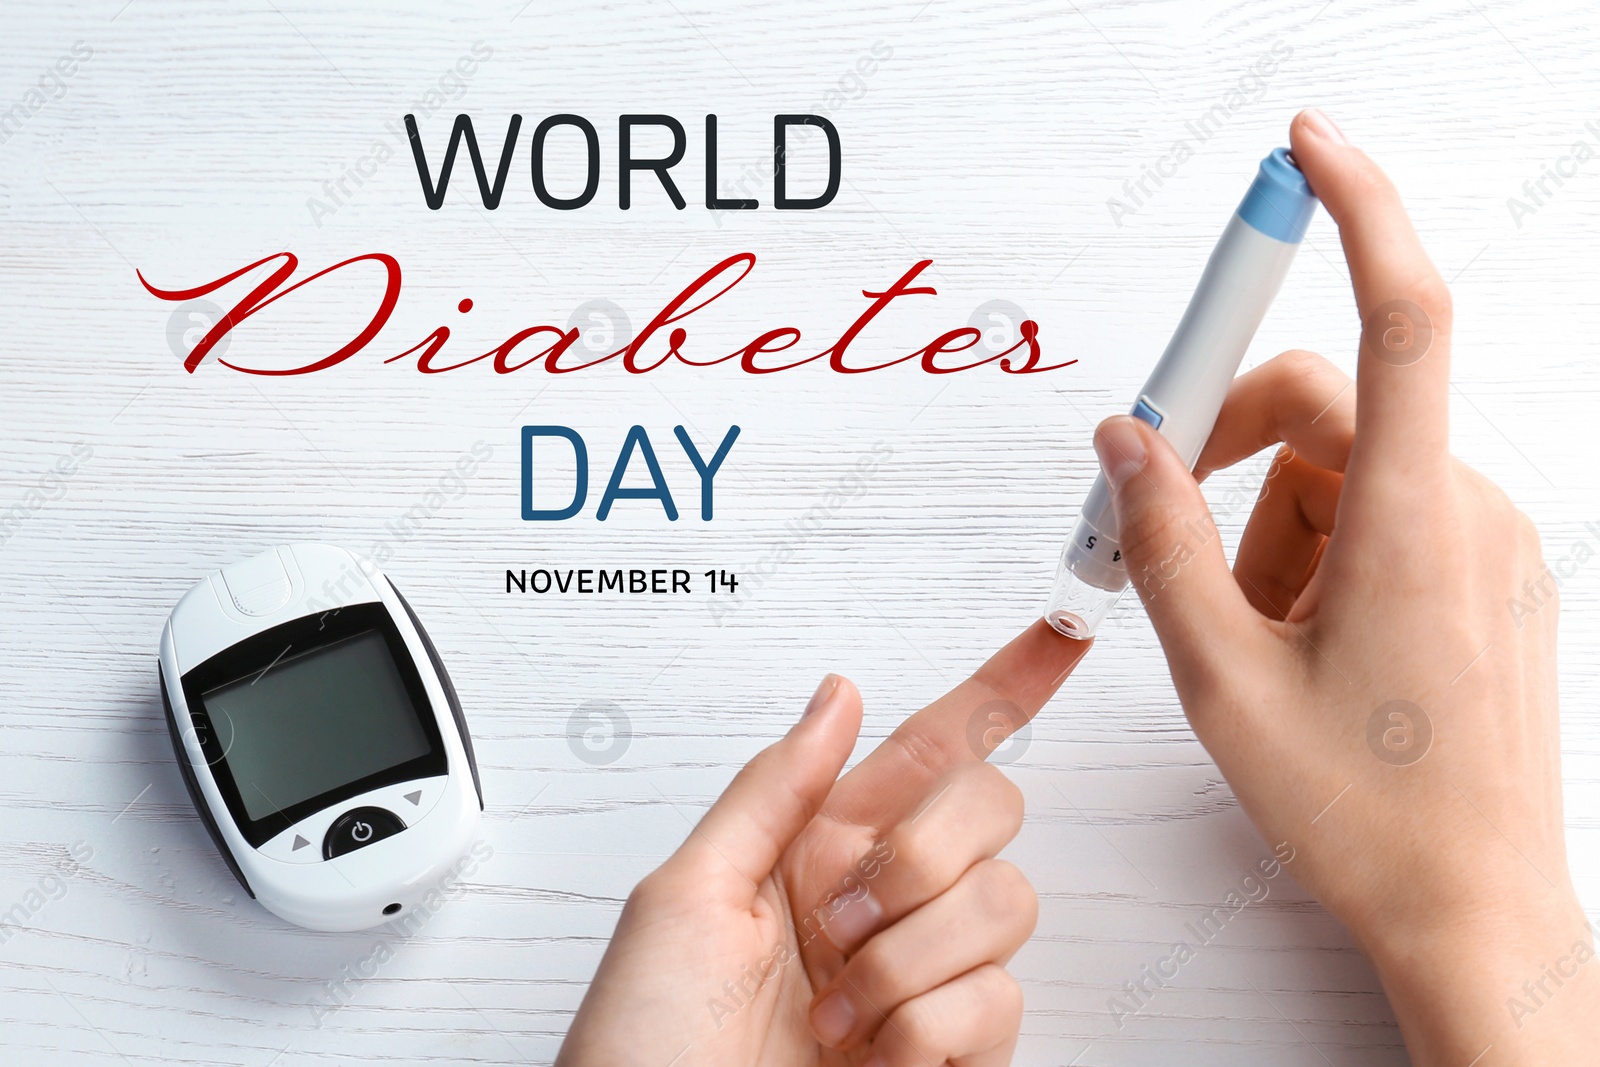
left=821, top=620, right=1089, bottom=834
left=1288, top=109, right=1454, bottom=488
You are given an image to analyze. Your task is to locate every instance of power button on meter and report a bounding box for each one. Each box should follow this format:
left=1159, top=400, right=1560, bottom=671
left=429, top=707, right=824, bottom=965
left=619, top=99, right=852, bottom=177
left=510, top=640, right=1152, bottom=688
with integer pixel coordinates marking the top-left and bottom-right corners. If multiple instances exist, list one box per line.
left=323, top=807, right=406, bottom=859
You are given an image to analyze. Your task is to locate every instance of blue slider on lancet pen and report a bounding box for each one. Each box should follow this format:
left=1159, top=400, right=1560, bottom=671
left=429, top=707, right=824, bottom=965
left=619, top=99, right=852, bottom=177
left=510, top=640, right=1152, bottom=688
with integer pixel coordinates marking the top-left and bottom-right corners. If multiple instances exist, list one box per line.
left=1045, top=148, right=1319, bottom=639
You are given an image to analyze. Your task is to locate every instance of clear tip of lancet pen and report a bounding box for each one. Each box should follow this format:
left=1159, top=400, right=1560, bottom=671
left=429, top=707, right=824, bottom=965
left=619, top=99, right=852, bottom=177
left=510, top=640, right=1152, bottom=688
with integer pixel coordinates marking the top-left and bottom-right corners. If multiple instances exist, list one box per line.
left=1044, top=560, right=1124, bottom=640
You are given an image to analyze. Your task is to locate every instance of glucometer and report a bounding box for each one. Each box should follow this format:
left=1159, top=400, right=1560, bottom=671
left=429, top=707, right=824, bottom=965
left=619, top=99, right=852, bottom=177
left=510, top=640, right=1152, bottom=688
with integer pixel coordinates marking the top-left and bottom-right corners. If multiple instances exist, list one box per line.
left=1045, top=148, right=1318, bottom=638
left=158, top=543, right=482, bottom=931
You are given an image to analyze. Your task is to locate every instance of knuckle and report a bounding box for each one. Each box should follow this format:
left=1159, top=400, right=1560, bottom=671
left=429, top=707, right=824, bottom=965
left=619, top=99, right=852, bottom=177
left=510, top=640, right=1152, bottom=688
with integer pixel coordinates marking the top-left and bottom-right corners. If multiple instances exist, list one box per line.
left=883, top=825, right=944, bottom=898
left=895, top=965, right=1020, bottom=1046
left=951, top=760, right=1024, bottom=823
left=980, top=965, right=1026, bottom=1024
left=724, top=743, right=784, bottom=803
left=972, top=859, right=1038, bottom=933
left=1461, top=464, right=1541, bottom=561
left=846, top=936, right=900, bottom=1000
left=1414, top=273, right=1452, bottom=327
left=892, top=993, right=946, bottom=1051
left=1275, top=347, right=1335, bottom=385
left=885, top=724, right=961, bottom=780
left=749, top=739, right=796, bottom=779
left=991, top=768, right=1025, bottom=824
left=1275, top=349, right=1349, bottom=426
left=1400, top=272, right=1454, bottom=332
left=1261, top=444, right=1301, bottom=488
left=1511, top=507, right=1542, bottom=553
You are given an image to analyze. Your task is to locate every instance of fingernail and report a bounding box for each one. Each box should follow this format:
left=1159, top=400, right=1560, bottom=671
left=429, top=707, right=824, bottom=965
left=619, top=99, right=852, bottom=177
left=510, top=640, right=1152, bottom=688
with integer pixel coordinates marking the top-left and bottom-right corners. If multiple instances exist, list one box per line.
left=1094, top=416, right=1147, bottom=489
left=823, top=888, right=884, bottom=950
left=811, top=990, right=856, bottom=1047
left=1302, top=107, right=1348, bottom=145
left=860, top=1056, right=886, bottom=1067
left=804, top=674, right=840, bottom=718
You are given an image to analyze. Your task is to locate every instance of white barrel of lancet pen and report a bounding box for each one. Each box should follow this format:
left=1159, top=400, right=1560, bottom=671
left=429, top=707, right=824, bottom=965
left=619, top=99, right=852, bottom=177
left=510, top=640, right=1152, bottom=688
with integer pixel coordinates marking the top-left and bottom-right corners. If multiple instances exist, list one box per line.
left=1045, top=147, right=1319, bottom=639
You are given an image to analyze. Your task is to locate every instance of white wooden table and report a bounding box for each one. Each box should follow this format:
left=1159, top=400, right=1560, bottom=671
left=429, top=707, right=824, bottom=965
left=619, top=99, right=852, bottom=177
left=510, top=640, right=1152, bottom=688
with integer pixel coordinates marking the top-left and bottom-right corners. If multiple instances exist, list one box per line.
left=2, top=1, right=1597, bottom=1063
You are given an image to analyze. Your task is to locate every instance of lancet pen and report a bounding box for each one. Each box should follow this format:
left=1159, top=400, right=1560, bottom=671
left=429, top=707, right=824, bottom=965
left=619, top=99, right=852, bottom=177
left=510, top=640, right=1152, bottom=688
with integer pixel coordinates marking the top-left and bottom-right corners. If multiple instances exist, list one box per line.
left=1046, top=148, right=1319, bottom=638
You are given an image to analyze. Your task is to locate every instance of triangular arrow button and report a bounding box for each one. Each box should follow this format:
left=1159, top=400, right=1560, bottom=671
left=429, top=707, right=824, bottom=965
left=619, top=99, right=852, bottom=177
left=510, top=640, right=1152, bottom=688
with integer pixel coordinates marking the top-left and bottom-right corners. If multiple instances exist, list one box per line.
left=403, top=790, right=421, bottom=806
left=292, top=835, right=309, bottom=851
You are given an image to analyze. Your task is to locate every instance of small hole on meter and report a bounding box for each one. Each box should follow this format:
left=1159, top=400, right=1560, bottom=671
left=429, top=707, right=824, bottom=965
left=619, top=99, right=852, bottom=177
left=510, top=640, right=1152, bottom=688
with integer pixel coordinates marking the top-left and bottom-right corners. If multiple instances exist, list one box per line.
left=383, top=902, right=402, bottom=915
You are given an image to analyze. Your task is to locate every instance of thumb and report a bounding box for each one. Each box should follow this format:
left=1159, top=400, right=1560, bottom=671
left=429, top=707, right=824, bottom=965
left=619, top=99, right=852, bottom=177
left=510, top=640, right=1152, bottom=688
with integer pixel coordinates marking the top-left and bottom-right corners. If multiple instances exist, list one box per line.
left=665, top=674, right=863, bottom=903
left=1095, top=415, right=1262, bottom=692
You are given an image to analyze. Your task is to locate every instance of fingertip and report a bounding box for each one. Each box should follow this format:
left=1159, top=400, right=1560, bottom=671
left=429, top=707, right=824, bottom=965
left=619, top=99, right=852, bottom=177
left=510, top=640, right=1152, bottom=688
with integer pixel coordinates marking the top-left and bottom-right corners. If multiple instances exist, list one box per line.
left=674, top=674, right=863, bottom=893
left=1289, top=110, right=1452, bottom=470
left=1093, top=414, right=1152, bottom=490
left=791, top=672, right=864, bottom=746
left=1293, top=107, right=1349, bottom=147
left=1029, top=617, right=1094, bottom=679
left=1288, top=108, right=1405, bottom=232
left=831, top=674, right=863, bottom=720
left=809, top=986, right=859, bottom=1049
left=1290, top=107, right=1363, bottom=192
left=1096, top=411, right=1192, bottom=501
left=802, top=673, right=842, bottom=719
left=837, top=673, right=862, bottom=704
left=1289, top=108, right=1353, bottom=173
left=972, top=620, right=1091, bottom=720
left=1092, top=415, right=1264, bottom=680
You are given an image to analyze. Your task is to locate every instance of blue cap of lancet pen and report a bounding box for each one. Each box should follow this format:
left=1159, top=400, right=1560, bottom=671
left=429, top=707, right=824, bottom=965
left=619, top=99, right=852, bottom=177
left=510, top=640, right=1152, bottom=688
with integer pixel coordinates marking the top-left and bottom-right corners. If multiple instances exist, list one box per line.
left=1044, top=147, right=1319, bottom=639
left=1237, top=147, right=1316, bottom=243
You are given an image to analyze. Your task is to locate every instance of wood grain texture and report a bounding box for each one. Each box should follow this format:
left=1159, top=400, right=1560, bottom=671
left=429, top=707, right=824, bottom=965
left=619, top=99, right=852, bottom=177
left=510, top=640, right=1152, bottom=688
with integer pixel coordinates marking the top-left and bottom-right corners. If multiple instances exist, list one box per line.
left=1, top=0, right=1598, bottom=1062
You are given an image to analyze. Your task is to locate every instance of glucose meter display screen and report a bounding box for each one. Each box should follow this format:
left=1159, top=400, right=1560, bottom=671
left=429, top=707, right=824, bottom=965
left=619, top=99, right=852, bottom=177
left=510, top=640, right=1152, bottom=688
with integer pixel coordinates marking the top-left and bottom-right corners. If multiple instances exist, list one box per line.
left=201, top=630, right=433, bottom=822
